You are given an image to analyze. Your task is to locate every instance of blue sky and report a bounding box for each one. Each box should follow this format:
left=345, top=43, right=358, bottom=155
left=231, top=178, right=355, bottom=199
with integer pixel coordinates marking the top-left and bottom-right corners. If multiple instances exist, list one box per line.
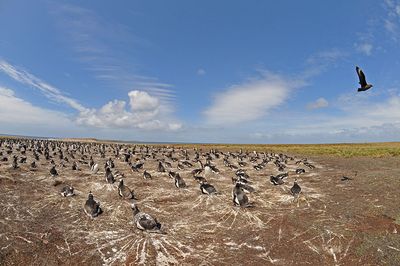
left=1, top=0, right=400, bottom=143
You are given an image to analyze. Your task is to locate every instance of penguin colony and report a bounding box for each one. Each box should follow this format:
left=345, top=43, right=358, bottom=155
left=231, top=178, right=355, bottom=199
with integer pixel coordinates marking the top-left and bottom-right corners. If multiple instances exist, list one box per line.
left=1, top=137, right=316, bottom=233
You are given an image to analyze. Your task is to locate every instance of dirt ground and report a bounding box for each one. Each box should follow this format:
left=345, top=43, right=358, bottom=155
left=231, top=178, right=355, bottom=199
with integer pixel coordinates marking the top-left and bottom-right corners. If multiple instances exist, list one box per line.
left=0, top=142, right=399, bottom=265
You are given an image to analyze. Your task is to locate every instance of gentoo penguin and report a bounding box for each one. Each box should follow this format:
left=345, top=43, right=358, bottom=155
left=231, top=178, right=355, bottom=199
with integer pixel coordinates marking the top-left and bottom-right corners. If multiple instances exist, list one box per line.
left=61, top=186, right=75, bottom=197
left=204, top=163, right=220, bottom=174
left=91, top=163, right=99, bottom=174
left=174, top=173, right=186, bottom=188
left=182, top=161, right=193, bottom=167
left=200, top=181, right=217, bottom=195
left=134, top=162, right=144, bottom=170
left=290, top=180, right=301, bottom=198
left=105, top=167, right=115, bottom=184
left=131, top=203, right=163, bottom=232
left=191, top=168, right=203, bottom=176
left=89, top=157, right=94, bottom=168
left=50, top=165, right=58, bottom=177
left=168, top=171, right=177, bottom=179
left=30, top=161, right=37, bottom=169
left=72, top=161, right=78, bottom=170
left=232, top=183, right=251, bottom=207
left=143, top=170, right=152, bottom=179
left=295, top=168, right=306, bottom=174
left=84, top=192, right=102, bottom=218
left=254, top=164, right=263, bottom=171
left=177, top=162, right=185, bottom=170
left=193, top=175, right=207, bottom=183
left=106, top=158, right=114, bottom=169
left=118, top=179, right=134, bottom=199
left=270, top=175, right=284, bottom=185
left=236, top=182, right=255, bottom=193
left=158, top=161, right=165, bottom=172
left=12, top=156, right=18, bottom=169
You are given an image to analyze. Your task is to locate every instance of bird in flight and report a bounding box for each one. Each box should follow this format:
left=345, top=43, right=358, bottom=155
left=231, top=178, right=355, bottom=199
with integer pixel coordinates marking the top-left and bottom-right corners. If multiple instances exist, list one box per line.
left=356, top=66, right=373, bottom=92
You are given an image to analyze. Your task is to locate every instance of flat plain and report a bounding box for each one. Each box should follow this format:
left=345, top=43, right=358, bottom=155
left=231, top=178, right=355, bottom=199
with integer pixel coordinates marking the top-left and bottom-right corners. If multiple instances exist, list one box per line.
left=1, top=139, right=399, bottom=265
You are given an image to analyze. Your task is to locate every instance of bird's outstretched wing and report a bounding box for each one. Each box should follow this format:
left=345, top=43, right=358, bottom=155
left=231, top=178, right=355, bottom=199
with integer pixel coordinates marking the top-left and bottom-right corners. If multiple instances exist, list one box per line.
left=356, top=66, right=367, bottom=87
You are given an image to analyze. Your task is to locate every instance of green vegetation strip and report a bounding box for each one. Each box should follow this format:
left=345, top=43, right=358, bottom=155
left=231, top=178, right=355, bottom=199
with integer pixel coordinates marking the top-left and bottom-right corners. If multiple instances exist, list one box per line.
left=171, top=142, right=400, bottom=157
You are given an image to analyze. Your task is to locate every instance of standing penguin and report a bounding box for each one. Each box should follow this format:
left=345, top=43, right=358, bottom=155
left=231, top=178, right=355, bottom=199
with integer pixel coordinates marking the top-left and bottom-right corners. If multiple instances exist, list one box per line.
left=174, top=173, right=186, bottom=188
left=50, top=165, right=58, bottom=177
left=105, top=167, right=115, bottom=184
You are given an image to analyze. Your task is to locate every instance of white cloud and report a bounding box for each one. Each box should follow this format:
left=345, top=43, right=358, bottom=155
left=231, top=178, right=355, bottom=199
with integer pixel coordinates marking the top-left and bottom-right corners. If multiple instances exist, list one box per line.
left=307, top=97, right=329, bottom=110
left=302, top=49, right=347, bottom=79
left=76, top=90, right=181, bottom=131
left=129, top=90, right=160, bottom=112
left=0, top=60, right=181, bottom=131
left=384, top=0, right=400, bottom=40
left=197, top=68, right=206, bottom=76
left=204, top=73, right=305, bottom=125
left=355, top=42, right=373, bottom=56
left=287, top=94, right=400, bottom=137
left=0, top=87, right=73, bottom=127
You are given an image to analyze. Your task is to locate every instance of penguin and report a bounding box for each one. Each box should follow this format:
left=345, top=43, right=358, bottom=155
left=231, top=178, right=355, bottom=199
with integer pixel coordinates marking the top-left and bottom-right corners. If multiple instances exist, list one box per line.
left=61, top=186, right=75, bottom=197
left=118, top=179, right=135, bottom=199
left=200, top=181, right=217, bottom=195
left=105, top=167, right=115, bottom=184
left=168, top=171, right=177, bottom=179
left=91, top=163, right=99, bottom=174
left=72, top=161, right=78, bottom=171
left=84, top=192, right=102, bottom=218
left=191, top=168, right=203, bottom=176
left=174, top=173, right=186, bottom=188
left=232, top=183, right=251, bottom=207
left=143, top=170, right=152, bottom=179
left=270, top=175, right=284, bottom=185
left=131, top=203, right=163, bottom=233
left=89, top=157, right=94, bottom=168
left=236, top=182, right=255, bottom=193
left=158, top=161, right=165, bottom=172
left=11, top=156, right=18, bottom=169
left=295, top=168, right=306, bottom=174
left=50, top=165, right=58, bottom=177
left=193, top=175, right=207, bottom=183
left=290, top=180, right=302, bottom=198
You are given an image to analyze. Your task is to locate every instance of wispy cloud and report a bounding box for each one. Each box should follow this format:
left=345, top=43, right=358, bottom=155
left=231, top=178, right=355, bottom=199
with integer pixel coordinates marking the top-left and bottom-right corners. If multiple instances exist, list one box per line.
left=0, top=59, right=86, bottom=112
left=204, top=72, right=305, bottom=125
left=197, top=68, right=206, bottom=76
left=383, top=0, right=400, bottom=40
left=302, top=48, right=347, bottom=78
left=250, top=91, right=400, bottom=143
left=51, top=4, right=176, bottom=104
left=355, top=42, right=373, bottom=56
left=0, top=60, right=181, bottom=131
left=307, top=97, right=329, bottom=110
